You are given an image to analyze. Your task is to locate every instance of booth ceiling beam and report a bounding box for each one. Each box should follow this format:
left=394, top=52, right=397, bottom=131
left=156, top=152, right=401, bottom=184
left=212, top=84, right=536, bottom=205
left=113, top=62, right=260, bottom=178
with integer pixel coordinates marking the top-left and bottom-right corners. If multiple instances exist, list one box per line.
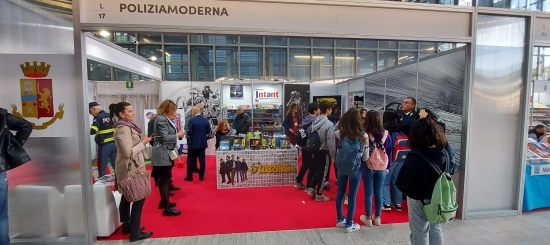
left=84, top=33, right=162, bottom=80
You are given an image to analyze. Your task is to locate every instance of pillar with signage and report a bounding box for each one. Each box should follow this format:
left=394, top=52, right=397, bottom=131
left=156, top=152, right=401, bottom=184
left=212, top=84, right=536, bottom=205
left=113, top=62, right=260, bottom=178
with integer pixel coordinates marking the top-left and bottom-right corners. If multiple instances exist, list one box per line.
left=216, top=80, right=297, bottom=189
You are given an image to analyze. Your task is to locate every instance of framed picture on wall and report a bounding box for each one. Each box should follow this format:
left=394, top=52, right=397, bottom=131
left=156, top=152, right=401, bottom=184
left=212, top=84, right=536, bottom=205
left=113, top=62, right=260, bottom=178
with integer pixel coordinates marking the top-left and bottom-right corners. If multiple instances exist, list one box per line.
left=230, top=84, right=243, bottom=99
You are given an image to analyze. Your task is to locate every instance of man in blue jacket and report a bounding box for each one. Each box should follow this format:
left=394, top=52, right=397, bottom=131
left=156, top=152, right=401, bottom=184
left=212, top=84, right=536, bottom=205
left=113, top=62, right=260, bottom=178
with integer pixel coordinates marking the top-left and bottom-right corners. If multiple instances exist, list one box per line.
left=400, top=97, right=419, bottom=136
left=184, top=107, right=211, bottom=182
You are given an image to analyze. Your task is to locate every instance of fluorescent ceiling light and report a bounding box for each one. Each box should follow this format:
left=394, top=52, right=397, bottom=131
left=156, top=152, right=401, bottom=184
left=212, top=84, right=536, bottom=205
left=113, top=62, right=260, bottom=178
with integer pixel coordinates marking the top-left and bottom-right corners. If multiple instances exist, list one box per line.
left=399, top=56, right=409, bottom=60
left=149, top=56, right=158, bottom=61
left=294, top=56, right=361, bottom=60
left=99, top=30, right=110, bottom=37
left=426, top=47, right=435, bottom=51
left=165, top=52, right=171, bottom=56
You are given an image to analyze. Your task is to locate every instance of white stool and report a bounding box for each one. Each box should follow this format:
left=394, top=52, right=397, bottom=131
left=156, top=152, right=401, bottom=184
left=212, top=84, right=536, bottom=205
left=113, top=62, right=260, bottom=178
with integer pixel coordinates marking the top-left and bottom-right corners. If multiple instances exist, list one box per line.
left=63, top=185, right=86, bottom=236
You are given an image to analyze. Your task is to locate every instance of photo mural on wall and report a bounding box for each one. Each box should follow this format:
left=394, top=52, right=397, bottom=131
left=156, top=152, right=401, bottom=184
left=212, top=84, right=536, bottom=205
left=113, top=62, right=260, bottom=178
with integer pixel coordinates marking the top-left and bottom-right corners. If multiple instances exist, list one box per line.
left=284, top=84, right=310, bottom=120
left=166, top=82, right=221, bottom=132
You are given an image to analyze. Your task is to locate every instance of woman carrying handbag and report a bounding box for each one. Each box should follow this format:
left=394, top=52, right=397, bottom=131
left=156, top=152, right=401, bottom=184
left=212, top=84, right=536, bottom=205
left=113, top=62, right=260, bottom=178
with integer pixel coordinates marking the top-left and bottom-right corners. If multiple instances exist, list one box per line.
left=110, top=102, right=154, bottom=242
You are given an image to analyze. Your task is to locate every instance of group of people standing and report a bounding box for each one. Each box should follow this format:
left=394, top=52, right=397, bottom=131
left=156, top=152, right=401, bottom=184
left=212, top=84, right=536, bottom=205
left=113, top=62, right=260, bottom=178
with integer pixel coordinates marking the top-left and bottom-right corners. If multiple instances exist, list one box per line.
left=293, top=97, right=451, bottom=245
left=89, top=99, right=211, bottom=242
left=218, top=155, right=249, bottom=184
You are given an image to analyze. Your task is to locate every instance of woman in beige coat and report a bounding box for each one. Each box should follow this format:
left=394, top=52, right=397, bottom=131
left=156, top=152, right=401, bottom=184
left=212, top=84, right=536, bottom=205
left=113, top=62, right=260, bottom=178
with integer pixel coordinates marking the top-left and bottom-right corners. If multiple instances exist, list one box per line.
left=110, top=102, right=153, bottom=242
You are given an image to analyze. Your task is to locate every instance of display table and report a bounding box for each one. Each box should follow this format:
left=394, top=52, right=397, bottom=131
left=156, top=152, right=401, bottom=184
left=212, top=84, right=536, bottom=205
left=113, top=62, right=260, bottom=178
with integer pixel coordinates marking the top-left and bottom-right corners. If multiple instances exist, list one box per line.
left=216, top=148, right=298, bottom=189
left=523, top=163, right=550, bottom=211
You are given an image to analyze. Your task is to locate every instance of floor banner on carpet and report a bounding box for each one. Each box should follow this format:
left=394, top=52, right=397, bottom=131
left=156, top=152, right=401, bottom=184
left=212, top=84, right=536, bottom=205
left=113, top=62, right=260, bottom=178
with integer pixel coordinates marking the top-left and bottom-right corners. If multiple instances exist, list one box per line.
left=216, top=149, right=298, bottom=189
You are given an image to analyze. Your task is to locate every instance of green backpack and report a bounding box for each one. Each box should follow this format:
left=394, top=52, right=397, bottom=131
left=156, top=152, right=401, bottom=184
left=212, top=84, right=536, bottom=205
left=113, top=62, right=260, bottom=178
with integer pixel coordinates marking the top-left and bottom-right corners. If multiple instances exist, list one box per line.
left=410, top=150, right=458, bottom=224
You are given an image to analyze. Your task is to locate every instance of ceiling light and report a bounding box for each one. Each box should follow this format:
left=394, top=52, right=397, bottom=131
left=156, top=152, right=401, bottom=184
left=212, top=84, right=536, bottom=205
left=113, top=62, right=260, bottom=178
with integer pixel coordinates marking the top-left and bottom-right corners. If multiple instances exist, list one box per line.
left=165, top=52, right=171, bottom=57
left=399, top=56, right=409, bottom=60
left=426, top=47, right=435, bottom=51
left=294, top=55, right=324, bottom=59
left=149, top=56, right=158, bottom=61
left=99, top=30, right=110, bottom=37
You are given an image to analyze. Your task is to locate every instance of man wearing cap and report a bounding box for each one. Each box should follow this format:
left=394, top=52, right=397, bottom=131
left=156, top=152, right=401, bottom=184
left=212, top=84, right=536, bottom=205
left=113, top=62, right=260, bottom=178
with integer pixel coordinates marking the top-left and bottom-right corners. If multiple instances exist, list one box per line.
left=89, top=102, right=117, bottom=178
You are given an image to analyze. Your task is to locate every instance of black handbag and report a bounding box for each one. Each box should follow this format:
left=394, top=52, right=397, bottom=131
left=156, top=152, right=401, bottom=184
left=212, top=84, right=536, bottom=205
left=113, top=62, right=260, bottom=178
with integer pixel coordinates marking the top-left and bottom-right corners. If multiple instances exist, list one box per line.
left=0, top=124, right=31, bottom=172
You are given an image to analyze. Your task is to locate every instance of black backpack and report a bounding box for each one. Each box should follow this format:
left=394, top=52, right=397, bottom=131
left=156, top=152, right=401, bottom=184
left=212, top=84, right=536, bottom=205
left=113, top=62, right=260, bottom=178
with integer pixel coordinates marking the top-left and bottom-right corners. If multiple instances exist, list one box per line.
left=307, top=129, right=322, bottom=154
left=147, top=116, right=157, bottom=146
left=296, top=122, right=312, bottom=147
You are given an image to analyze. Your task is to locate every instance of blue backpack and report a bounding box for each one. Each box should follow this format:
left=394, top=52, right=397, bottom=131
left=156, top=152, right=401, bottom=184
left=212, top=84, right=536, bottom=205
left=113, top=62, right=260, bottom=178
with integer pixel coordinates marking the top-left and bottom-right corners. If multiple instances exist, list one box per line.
left=335, top=134, right=365, bottom=176
left=445, top=144, right=459, bottom=175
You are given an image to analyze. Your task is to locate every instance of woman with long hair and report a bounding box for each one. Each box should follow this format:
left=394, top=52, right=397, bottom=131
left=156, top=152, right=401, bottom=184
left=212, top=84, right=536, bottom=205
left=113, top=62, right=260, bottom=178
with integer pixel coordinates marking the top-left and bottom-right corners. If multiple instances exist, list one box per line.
left=360, top=110, right=393, bottom=227
left=215, top=121, right=229, bottom=150
left=419, top=108, right=446, bottom=133
left=382, top=111, right=405, bottom=212
left=110, top=102, right=153, bottom=242
left=151, top=99, right=185, bottom=217
left=283, top=104, right=299, bottom=145
left=396, top=118, right=448, bottom=244
left=333, top=108, right=367, bottom=233
left=360, top=109, right=367, bottom=123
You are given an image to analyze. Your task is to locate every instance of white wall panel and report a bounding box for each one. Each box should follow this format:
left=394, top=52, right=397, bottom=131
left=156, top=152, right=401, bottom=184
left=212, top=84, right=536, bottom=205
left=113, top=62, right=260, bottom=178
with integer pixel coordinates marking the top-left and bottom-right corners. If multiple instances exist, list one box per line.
left=85, top=34, right=162, bottom=80
left=95, top=81, right=159, bottom=95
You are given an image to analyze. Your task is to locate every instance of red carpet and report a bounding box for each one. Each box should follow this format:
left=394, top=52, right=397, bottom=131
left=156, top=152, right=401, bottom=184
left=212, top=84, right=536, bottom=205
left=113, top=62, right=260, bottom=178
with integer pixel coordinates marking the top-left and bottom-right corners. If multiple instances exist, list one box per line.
left=100, top=156, right=408, bottom=240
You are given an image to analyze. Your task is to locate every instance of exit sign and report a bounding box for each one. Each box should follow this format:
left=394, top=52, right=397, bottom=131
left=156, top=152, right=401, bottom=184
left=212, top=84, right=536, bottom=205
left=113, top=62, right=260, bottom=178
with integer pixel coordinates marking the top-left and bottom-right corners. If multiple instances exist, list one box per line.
left=126, top=81, right=134, bottom=89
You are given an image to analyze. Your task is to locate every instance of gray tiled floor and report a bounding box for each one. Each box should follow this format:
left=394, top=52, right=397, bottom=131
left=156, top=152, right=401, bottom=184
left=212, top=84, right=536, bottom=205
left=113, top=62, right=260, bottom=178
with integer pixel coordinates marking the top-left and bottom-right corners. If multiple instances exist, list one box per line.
left=95, top=211, right=550, bottom=245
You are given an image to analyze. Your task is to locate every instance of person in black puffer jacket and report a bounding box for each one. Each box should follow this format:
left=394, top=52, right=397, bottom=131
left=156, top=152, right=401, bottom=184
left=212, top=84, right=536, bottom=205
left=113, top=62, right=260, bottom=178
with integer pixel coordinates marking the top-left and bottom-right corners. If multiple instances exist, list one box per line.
left=396, top=118, right=447, bottom=245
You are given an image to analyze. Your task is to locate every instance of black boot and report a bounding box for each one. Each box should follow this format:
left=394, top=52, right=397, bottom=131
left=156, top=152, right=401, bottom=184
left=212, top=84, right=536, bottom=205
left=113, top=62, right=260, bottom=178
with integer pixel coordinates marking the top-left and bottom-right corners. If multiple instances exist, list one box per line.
left=163, top=207, right=182, bottom=216
left=129, top=227, right=152, bottom=242
left=170, top=184, right=181, bottom=191
left=121, top=222, right=144, bottom=235
left=169, top=192, right=174, bottom=196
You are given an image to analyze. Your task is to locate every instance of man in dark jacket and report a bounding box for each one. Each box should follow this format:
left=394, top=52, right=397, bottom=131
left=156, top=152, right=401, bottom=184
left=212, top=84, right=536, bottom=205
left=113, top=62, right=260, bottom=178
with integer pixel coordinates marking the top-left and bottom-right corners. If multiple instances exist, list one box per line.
left=232, top=106, right=251, bottom=135
left=185, top=107, right=211, bottom=182
left=400, top=97, right=419, bottom=136
left=89, top=102, right=117, bottom=178
left=0, top=107, right=32, bottom=245
left=294, top=102, right=319, bottom=191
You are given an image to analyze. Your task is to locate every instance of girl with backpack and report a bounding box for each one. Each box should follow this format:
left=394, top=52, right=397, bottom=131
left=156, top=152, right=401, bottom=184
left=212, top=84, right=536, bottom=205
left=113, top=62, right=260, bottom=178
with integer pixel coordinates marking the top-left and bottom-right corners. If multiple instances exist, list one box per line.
left=333, top=109, right=368, bottom=233
left=396, top=118, right=449, bottom=245
left=382, top=111, right=406, bottom=212
left=361, top=110, right=393, bottom=227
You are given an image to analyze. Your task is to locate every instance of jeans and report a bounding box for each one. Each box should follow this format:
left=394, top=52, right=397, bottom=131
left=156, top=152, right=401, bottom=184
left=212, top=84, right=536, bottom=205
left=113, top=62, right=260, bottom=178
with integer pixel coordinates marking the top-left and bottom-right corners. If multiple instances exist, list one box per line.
left=408, top=197, right=444, bottom=245
left=312, top=150, right=329, bottom=194
left=98, top=142, right=117, bottom=177
left=187, top=148, right=206, bottom=178
left=336, top=171, right=361, bottom=227
left=383, top=161, right=404, bottom=205
left=119, top=195, right=145, bottom=230
left=362, top=167, right=386, bottom=217
left=0, top=172, right=9, bottom=245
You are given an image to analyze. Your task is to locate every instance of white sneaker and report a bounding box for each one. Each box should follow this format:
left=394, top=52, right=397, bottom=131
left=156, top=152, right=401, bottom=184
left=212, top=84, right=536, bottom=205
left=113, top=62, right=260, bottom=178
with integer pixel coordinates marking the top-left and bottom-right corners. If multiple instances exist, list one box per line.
left=336, top=219, right=346, bottom=228
left=345, top=223, right=361, bottom=233
left=373, top=216, right=381, bottom=226
left=360, top=215, right=372, bottom=227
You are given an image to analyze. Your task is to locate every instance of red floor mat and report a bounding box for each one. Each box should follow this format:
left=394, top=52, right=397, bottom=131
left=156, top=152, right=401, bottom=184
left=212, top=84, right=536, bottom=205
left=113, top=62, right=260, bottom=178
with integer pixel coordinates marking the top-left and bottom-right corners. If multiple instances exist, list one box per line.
left=99, top=156, right=408, bottom=240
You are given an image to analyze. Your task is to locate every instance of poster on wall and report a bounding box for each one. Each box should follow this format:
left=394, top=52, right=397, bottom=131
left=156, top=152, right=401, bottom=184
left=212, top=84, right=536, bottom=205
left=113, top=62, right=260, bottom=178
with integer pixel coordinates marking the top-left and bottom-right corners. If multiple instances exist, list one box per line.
left=230, top=84, right=243, bottom=99
left=144, top=109, right=186, bottom=146
left=253, top=84, right=283, bottom=104
left=284, top=84, right=310, bottom=120
left=216, top=149, right=298, bottom=189
left=0, top=55, right=77, bottom=137
left=313, top=95, right=342, bottom=109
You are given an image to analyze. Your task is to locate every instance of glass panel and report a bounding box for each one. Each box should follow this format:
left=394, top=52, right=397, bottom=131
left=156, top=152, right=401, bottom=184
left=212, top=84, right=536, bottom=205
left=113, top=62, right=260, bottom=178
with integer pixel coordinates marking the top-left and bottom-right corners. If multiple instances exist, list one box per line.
left=215, top=46, right=239, bottom=79
left=458, top=0, right=473, bottom=6
left=215, top=35, right=238, bottom=45
left=265, top=48, right=287, bottom=78
left=240, top=47, right=263, bottom=79
left=477, top=0, right=491, bottom=6
left=399, top=51, right=417, bottom=64
left=358, top=40, right=377, bottom=49
left=378, top=51, right=397, bottom=70
left=379, top=41, right=398, bottom=49
left=240, top=36, right=263, bottom=45
left=335, top=50, right=355, bottom=77
left=88, top=59, right=111, bottom=81
left=290, top=49, right=311, bottom=80
left=190, top=46, right=214, bottom=81
left=289, top=38, right=311, bottom=46
left=115, top=68, right=138, bottom=81
left=138, top=33, right=162, bottom=43
left=138, top=45, right=162, bottom=64
left=113, top=32, right=137, bottom=43
left=117, top=44, right=136, bottom=53
left=400, top=42, right=418, bottom=50
left=164, top=34, right=188, bottom=43
left=313, top=38, right=333, bottom=48
left=358, top=50, right=376, bottom=75
left=438, top=43, right=454, bottom=52
left=493, top=0, right=511, bottom=8
left=189, top=35, right=214, bottom=44
left=420, top=42, right=436, bottom=52
left=166, top=64, right=189, bottom=81
left=420, top=51, right=436, bottom=59
left=336, top=39, right=356, bottom=48
left=165, top=45, right=189, bottom=81
left=266, top=37, right=287, bottom=46
left=312, top=49, right=333, bottom=79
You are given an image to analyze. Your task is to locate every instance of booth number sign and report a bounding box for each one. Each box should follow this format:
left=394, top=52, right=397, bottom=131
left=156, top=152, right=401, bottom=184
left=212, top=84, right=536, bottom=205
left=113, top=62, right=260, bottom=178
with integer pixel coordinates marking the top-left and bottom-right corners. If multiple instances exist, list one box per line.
left=531, top=164, right=550, bottom=176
